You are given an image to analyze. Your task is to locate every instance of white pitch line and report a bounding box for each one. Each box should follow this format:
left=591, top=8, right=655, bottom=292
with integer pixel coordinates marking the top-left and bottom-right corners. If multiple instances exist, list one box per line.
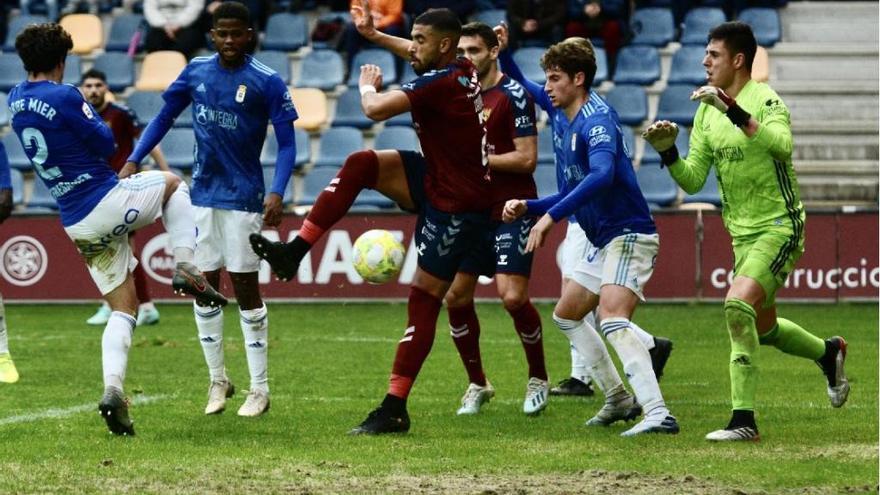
left=0, top=394, right=172, bottom=426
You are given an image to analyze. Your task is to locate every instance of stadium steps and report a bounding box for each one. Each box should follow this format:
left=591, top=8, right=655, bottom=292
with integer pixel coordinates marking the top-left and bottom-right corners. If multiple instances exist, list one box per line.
left=780, top=2, right=879, bottom=44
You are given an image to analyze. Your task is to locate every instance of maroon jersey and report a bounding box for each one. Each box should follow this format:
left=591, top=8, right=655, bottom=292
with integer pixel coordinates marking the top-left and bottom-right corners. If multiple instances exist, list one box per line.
left=482, top=74, right=538, bottom=219
left=99, top=102, right=141, bottom=173
left=401, top=58, right=490, bottom=213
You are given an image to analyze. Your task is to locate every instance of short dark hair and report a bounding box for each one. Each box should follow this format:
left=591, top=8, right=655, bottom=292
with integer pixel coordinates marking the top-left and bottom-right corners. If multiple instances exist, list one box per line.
left=15, top=23, right=73, bottom=74
left=708, top=21, right=757, bottom=72
left=80, top=68, right=106, bottom=84
left=213, top=1, right=251, bottom=27
left=414, top=8, right=462, bottom=37
left=460, top=22, right=498, bottom=50
left=541, top=37, right=597, bottom=89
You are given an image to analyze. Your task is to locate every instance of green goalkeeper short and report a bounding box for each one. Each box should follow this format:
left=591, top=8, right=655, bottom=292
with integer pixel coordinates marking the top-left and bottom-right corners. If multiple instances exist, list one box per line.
left=733, top=229, right=804, bottom=308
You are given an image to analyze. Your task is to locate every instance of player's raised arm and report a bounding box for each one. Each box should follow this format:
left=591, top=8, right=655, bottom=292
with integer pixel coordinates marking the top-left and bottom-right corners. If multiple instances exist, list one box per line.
left=358, top=64, right=410, bottom=121
left=351, top=0, right=411, bottom=60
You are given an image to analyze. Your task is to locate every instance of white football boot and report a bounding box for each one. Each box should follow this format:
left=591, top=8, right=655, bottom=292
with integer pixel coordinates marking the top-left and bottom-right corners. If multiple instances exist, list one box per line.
left=523, top=377, right=549, bottom=415
left=204, top=380, right=235, bottom=415
left=238, top=389, right=270, bottom=417
left=456, top=382, right=495, bottom=415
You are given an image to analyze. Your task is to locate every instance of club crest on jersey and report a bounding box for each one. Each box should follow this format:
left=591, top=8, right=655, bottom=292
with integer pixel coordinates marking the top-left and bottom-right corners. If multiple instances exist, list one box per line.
left=235, top=84, right=247, bottom=103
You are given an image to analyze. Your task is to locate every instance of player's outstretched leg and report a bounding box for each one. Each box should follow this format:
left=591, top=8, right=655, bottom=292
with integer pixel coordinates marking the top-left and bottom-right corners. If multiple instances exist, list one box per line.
left=0, top=295, right=19, bottom=384
left=99, top=309, right=137, bottom=436
left=99, top=386, right=135, bottom=436
left=818, top=336, right=849, bottom=407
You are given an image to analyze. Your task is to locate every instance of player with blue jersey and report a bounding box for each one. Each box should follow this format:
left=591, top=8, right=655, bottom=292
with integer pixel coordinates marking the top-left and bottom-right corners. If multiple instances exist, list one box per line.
left=502, top=37, right=679, bottom=436
left=10, top=23, right=226, bottom=435
left=127, top=3, right=299, bottom=418
left=0, top=140, right=18, bottom=384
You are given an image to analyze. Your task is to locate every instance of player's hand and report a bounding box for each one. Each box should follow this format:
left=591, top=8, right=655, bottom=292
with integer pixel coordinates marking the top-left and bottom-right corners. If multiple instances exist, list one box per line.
left=118, top=161, right=137, bottom=179
left=502, top=199, right=527, bottom=223
left=359, top=64, right=383, bottom=92
left=642, top=120, right=679, bottom=152
left=263, top=193, right=284, bottom=228
left=690, top=85, right=735, bottom=113
left=351, top=0, right=378, bottom=40
left=525, top=214, right=555, bottom=252
left=0, top=188, right=12, bottom=224
left=493, top=22, right=510, bottom=52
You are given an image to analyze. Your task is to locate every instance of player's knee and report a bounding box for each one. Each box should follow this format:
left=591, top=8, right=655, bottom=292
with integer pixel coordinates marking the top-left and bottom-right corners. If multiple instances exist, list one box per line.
left=500, top=291, right=528, bottom=313
left=724, top=298, right=756, bottom=339
left=443, top=287, right=471, bottom=308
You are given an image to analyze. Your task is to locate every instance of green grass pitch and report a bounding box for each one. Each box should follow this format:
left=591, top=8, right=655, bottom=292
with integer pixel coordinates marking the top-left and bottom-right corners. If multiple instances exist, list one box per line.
left=0, top=302, right=876, bottom=494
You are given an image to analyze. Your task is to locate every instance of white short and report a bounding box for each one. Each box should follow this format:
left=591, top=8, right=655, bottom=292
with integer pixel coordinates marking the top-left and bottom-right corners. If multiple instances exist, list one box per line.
left=559, top=221, right=599, bottom=279
left=194, top=206, right=263, bottom=273
left=571, top=232, right=659, bottom=301
left=64, top=171, right=167, bottom=295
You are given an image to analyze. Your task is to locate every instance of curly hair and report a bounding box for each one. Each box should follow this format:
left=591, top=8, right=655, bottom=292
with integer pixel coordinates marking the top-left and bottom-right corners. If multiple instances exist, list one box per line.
left=540, top=37, right=597, bottom=89
left=15, top=23, right=73, bottom=74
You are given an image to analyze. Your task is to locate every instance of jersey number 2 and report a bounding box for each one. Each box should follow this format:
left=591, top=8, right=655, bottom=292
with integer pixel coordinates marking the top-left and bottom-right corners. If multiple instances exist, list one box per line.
left=22, top=127, right=61, bottom=180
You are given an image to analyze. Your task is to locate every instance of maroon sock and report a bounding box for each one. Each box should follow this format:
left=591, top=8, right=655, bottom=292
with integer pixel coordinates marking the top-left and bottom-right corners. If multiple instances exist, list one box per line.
left=508, top=301, right=548, bottom=380
left=299, top=150, right=379, bottom=245
left=448, top=303, right=486, bottom=386
left=133, top=263, right=151, bottom=304
left=388, top=286, right=442, bottom=399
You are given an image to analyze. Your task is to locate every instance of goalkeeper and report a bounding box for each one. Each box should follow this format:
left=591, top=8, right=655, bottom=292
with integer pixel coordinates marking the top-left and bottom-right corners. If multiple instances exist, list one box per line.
left=642, top=22, right=849, bottom=442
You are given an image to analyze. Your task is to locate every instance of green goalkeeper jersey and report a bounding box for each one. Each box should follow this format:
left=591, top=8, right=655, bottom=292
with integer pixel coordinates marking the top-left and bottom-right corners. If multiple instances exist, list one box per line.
left=669, top=79, right=805, bottom=242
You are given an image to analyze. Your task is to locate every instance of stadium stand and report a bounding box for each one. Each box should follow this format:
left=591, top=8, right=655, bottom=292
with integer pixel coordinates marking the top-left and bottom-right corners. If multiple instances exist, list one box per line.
left=347, top=49, right=397, bottom=87
left=667, top=45, right=708, bottom=86
left=629, top=8, right=674, bottom=47
left=173, top=104, right=193, bottom=128
left=636, top=163, right=678, bottom=208
left=332, top=88, right=374, bottom=129
left=374, top=126, right=419, bottom=152
left=3, top=133, right=30, bottom=171
left=353, top=188, right=395, bottom=209
left=655, top=84, right=700, bottom=126
left=296, top=49, right=344, bottom=91
left=621, top=125, right=635, bottom=158
left=261, top=128, right=311, bottom=168
left=612, top=45, right=660, bottom=85
left=159, top=128, right=196, bottom=169
left=105, top=13, right=144, bottom=52
left=682, top=170, right=721, bottom=206
left=385, top=111, right=412, bottom=127
left=537, top=126, right=554, bottom=165
left=135, top=50, right=186, bottom=91
left=641, top=127, right=690, bottom=165
left=680, top=7, right=727, bottom=45
left=594, top=47, right=609, bottom=86
left=59, top=14, right=103, bottom=55
left=4, top=15, right=47, bottom=51
left=0, top=93, right=9, bottom=127
left=91, top=52, right=135, bottom=92
left=604, top=85, right=647, bottom=126
left=254, top=50, right=291, bottom=84
left=63, top=54, right=82, bottom=85
left=262, top=13, right=308, bottom=52
left=290, top=88, right=328, bottom=131
left=313, top=127, right=364, bottom=168
left=298, top=167, right=337, bottom=205
left=533, top=165, right=556, bottom=197
left=10, top=169, right=23, bottom=206
left=0, top=54, right=24, bottom=92
left=123, top=90, right=162, bottom=126
left=27, top=175, right=58, bottom=210
left=261, top=167, right=294, bottom=204
left=472, top=9, right=506, bottom=27
left=513, top=47, right=547, bottom=84
left=738, top=8, right=781, bottom=47
left=400, top=62, right=417, bottom=85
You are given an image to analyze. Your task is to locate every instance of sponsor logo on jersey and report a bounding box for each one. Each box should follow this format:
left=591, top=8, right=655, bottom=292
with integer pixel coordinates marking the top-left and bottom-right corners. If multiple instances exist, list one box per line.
left=194, top=104, right=238, bottom=130
left=588, top=125, right=606, bottom=137
left=81, top=102, right=93, bottom=119
left=235, top=84, right=247, bottom=103
left=714, top=146, right=744, bottom=162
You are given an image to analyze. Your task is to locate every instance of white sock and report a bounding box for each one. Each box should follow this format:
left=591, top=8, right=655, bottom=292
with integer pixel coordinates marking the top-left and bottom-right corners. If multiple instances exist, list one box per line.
left=601, top=317, right=667, bottom=417
left=0, top=295, right=8, bottom=355
left=569, top=345, right=587, bottom=383
left=102, top=312, right=135, bottom=391
left=195, top=303, right=226, bottom=383
left=553, top=313, right=626, bottom=399
left=162, top=181, right=195, bottom=263
left=240, top=304, right=268, bottom=393
left=631, top=321, right=655, bottom=350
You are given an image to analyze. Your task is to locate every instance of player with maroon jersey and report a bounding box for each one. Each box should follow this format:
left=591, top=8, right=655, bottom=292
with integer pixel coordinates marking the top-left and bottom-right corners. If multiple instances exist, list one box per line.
left=249, top=6, right=491, bottom=435
left=80, top=69, right=170, bottom=328
left=444, top=22, right=550, bottom=417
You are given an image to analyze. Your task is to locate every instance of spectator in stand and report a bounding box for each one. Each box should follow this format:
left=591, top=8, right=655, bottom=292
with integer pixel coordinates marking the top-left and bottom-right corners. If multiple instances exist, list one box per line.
left=406, top=0, right=476, bottom=21
left=20, top=0, right=60, bottom=20
left=565, top=0, right=627, bottom=62
left=144, top=0, right=206, bottom=59
left=206, top=0, right=269, bottom=31
left=341, top=0, right=405, bottom=66
left=506, top=0, right=565, bottom=48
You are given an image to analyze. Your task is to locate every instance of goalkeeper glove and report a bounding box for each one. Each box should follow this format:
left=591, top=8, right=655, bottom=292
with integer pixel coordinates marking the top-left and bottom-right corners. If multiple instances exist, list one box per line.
left=690, top=86, right=751, bottom=127
left=642, top=121, right=680, bottom=167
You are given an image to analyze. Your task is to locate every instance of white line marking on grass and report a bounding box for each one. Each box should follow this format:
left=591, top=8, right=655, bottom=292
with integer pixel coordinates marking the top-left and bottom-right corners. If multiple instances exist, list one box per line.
left=0, top=394, right=172, bottom=426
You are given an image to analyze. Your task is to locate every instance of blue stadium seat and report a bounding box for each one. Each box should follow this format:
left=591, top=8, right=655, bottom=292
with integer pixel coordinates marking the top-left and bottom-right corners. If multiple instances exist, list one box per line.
left=91, top=52, right=135, bottom=92
left=106, top=14, right=144, bottom=52
left=641, top=126, right=690, bottom=164
left=124, top=91, right=164, bottom=126
left=400, top=62, right=417, bottom=85
left=537, top=126, right=554, bottom=165
left=295, top=128, right=311, bottom=167
left=513, top=47, right=547, bottom=85
left=262, top=13, right=308, bottom=51
left=738, top=8, right=781, bottom=47
left=604, top=85, right=647, bottom=126
left=0, top=54, right=25, bottom=92
left=296, top=49, right=344, bottom=90
left=3, top=133, right=30, bottom=171
left=299, top=167, right=338, bottom=205
left=312, top=11, right=352, bottom=49
left=385, top=111, right=412, bottom=127
left=27, top=175, right=57, bottom=209
left=347, top=49, right=397, bottom=87
left=353, top=188, right=395, bottom=209
left=636, top=163, right=678, bottom=207
left=332, top=88, right=374, bottom=129
left=261, top=167, right=294, bottom=204
left=612, top=46, right=660, bottom=85
left=260, top=128, right=311, bottom=168
left=621, top=125, right=635, bottom=158
left=0, top=92, right=9, bottom=127
left=374, top=126, right=419, bottom=151
left=4, top=15, right=47, bottom=51
left=160, top=128, right=196, bottom=169
left=683, top=169, right=721, bottom=205
left=10, top=169, right=23, bottom=206
left=680, top=8, right=726, bottom=45
left=594, top=47, right=609, bottom=86
left=254, top=51, right=290, bottom=84
left=472, top=9, right=506, bottom=27
left=655, top=84, right=700, bottom=126
left=667, top=45, right=708, bottom=86
left=630, top=8, right=675, bottom=46
left=313, top=127, right=364, bottom=168
left=173, top=104, right=193, bottom=128
left=533, top=165, right=557, bottom=197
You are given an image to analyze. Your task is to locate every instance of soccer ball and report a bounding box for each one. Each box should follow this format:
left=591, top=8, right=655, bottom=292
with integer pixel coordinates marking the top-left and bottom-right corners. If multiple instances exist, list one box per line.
left=352, top=229, right=405, bottom=284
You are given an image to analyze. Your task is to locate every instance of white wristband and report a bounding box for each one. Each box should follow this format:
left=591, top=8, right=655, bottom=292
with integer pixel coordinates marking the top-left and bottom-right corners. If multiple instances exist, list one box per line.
left=359, top=85, right=377, bottom=97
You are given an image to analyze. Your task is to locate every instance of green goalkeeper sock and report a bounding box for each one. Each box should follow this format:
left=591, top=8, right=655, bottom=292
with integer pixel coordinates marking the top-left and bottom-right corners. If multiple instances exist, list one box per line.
left=759, top=317, right=825, bottom=361
left=725, top=298, right=759, bottom=411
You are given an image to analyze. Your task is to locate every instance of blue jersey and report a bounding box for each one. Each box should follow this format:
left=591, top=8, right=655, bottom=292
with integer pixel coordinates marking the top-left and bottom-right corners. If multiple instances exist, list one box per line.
left=8, top=80, right=117, bottom=226
left=163, top=54, right=298, bottom=212
left=0, top=140, right=10, bottom=190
